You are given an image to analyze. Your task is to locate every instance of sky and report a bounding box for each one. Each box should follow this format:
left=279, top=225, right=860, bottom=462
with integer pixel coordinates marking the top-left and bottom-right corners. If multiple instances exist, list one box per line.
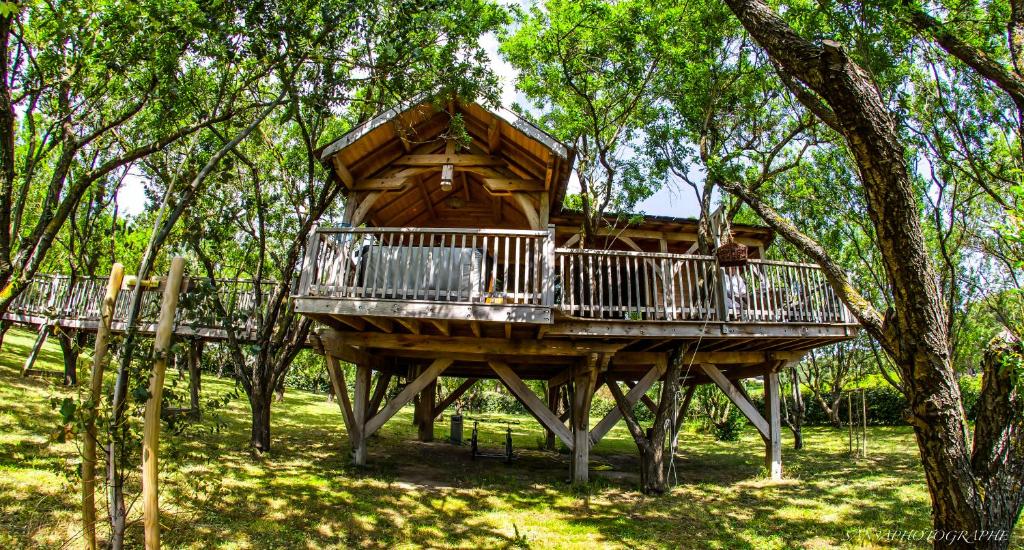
left=116, top=30, right=704, bottom=219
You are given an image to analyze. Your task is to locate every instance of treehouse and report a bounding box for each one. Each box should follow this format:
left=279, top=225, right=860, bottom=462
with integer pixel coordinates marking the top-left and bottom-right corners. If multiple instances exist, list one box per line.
left=294, top=97, right=859, bottom=482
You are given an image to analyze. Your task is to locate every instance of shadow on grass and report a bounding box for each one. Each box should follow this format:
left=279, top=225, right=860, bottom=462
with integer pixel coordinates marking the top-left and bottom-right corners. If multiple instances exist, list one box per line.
left=0, top=326, right=989, bottom=549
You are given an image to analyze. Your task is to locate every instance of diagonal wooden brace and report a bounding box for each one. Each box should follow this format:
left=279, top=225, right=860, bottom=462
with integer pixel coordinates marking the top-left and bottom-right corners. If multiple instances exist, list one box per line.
left=589, top=358, right=667, bottom=446
left=364, top=358, right=452, bottom=437
left=700, top=363, right=769, bottom=440
left=490, top=360, right=574, bottom=450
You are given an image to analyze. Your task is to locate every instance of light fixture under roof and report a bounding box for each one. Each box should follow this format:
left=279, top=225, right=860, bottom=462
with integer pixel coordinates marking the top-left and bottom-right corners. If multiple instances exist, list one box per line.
left=440, top=163, right=454, bottom=192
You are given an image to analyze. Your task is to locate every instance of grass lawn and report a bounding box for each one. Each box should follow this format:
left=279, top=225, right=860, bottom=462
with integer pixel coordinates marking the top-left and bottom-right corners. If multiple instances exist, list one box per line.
left=0, top=327, right=1010, bottom=549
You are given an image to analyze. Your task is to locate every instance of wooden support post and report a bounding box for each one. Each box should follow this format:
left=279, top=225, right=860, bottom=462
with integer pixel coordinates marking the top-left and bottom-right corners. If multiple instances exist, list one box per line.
left=368, top=373, right=392, bottom=419
left=417, top=378, right=437, bottom=441
left=764, top=370, right=782, bottom=480
left=325, top=355, right=356, bottom=436
left=142, top=257, right=185, bottom=550
left=21, top=322, right=49, bottom=376
left=545, top=383, right=561, bottom=451
left=352, top=362, right=372, bottom=465
left=571, top=362, right=598, bottom=484
left=82, top=263, right=125, bottom=550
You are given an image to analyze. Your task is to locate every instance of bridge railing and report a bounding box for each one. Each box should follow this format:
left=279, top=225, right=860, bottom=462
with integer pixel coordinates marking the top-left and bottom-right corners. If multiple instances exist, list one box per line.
left=4, top=275, right=280, bottom=338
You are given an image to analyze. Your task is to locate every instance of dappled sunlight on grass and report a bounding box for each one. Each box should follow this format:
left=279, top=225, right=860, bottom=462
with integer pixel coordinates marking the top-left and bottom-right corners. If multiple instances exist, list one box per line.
left=1, top=327, right=1015, bottom=548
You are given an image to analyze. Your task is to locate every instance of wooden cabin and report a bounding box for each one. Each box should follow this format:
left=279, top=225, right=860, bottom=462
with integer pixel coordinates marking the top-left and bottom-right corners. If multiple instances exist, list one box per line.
left=295, top=97, right=858, bottom=482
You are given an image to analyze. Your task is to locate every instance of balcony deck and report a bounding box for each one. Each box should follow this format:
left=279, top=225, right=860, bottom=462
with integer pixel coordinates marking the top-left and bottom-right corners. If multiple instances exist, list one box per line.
left=294, top=226, right=858, bottom=380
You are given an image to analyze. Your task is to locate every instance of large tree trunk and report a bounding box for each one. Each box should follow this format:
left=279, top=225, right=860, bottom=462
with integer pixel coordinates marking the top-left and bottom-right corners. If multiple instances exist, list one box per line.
left=250, top=389, right=273, bottom=453
left=722, top=1, right=1024, bottom=546
left=608, top=348, right=685, bottom=495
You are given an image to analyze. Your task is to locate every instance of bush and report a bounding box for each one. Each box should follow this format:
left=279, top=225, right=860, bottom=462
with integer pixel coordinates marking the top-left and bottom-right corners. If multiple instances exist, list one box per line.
left=711, top=407, right=744, bottom=441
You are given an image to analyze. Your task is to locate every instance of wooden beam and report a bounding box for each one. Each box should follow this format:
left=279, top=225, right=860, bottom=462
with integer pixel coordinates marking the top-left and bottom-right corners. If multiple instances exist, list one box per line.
left=503, top=323, right=512, bottom=339
left=486, top=118, right=502, bottom=153
left=350, top=191, right=382, bottom=227
left=428, top=319, right=450, bottom=336
left=700, top=363, right=769, bottom=440
left=490, top=361, right=573, bottom=449
left=469, top=321, right=482, bottom=338
left=589, top=359, right=667, bottom=445
left=417, top=175, right=437, bottom=219
left=298, top=297, right=553, bottom=324
left=765, top=369, right=782, bottom=479
left=352, top=363, right=371, bottom=464
left=364, top=358, right=452, bottom=437
left=367, top=373, right=393, bottom=419
left=362, top=316, right=394, bottom=333
left=21, top=323, right=49, bottom=376
left=332, top=156, right=355, bottom=188
left=352, top=178, right=408, bottom=192
left=571, top=363, right=598, bottom=484
left=539, top=192, right=550, bottom=227
left=394, top=317, right=421, bottom=334
left=325, top=355, right=356, bottom=434
left=333, top=316, right=367, bottom=331
left=482, top=178, right=544, bottom=193
left=547, top=367, right=573, bottom=389
left=624, top=380, right=658, bottom=413
left=394, top=154, right=505, bottom=167
left=322, top=330, right=624, bottom=357
left=514, top=193, right=540, bottom=230
left=433, top=378, right=478, bottom=418
left=328, top=343, right=377, bottom=369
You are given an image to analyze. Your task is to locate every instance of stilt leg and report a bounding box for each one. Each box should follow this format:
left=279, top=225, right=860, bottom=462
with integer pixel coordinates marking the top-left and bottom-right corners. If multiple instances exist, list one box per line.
left=545, top=383, right=560, bottom=451
left=352, top=363, right=371, bottom=465
left=571, top=365, right=597, bottom=485
left=417, top=378, right=436, bottom=442
left=764, top=370, right=782, bottom=480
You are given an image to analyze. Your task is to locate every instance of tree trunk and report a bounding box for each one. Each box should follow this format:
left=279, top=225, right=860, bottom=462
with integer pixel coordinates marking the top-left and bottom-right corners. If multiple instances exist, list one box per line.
left=0, top=320, right=9, bottom=349
left=187, top=341, right=203, bottom=417
left=721, top=1, right=1024, bottom=545
left=608, top=349, right=684, bottom=495
left=250, top=390, right=272, bottom=453
left=57, top=329, right=80, bottom=386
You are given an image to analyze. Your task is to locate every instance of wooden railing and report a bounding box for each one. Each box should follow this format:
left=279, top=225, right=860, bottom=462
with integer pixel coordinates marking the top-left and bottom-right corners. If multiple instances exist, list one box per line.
left=556, top=248, right=719, bottom=321
left=5, top=275, right=278, bottom=337
left=298, top=227, right=556, bottom=307
left=294, top=226, right=855, bottom=325
left=719, top=260, right=851, bottom=323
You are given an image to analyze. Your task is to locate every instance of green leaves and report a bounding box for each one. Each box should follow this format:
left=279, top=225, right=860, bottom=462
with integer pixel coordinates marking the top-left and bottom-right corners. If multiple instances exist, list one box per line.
left=0, top=2, right=18, bottom=18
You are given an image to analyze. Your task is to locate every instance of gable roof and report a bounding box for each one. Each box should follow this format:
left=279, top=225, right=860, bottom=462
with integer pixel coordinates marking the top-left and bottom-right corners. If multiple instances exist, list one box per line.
left=317, top=97, right=575, bottom=228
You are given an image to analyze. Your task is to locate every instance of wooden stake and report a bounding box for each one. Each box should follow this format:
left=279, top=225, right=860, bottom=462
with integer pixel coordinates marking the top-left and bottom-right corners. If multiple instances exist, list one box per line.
left=142, top=257, right=185, bottom=550
left=861, top=388, right=868, bottom=457
left=82, top=263, right=125, bottom=550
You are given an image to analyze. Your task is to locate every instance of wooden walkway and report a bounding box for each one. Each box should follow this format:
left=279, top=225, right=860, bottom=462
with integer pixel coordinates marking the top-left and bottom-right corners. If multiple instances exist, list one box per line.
left=2, top=274, right=278, bottom=342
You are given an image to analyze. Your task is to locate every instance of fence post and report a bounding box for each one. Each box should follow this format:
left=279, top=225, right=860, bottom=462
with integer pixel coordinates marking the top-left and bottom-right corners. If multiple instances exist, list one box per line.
left=82, top=263, right=125, bottom=550
left=142, top=257, right=185, bottom=550
left=542, top=225, right=556, bottom=306
left=714, top=266, right=729, bottom=322
left=297, top=223, right=320, bottom=296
